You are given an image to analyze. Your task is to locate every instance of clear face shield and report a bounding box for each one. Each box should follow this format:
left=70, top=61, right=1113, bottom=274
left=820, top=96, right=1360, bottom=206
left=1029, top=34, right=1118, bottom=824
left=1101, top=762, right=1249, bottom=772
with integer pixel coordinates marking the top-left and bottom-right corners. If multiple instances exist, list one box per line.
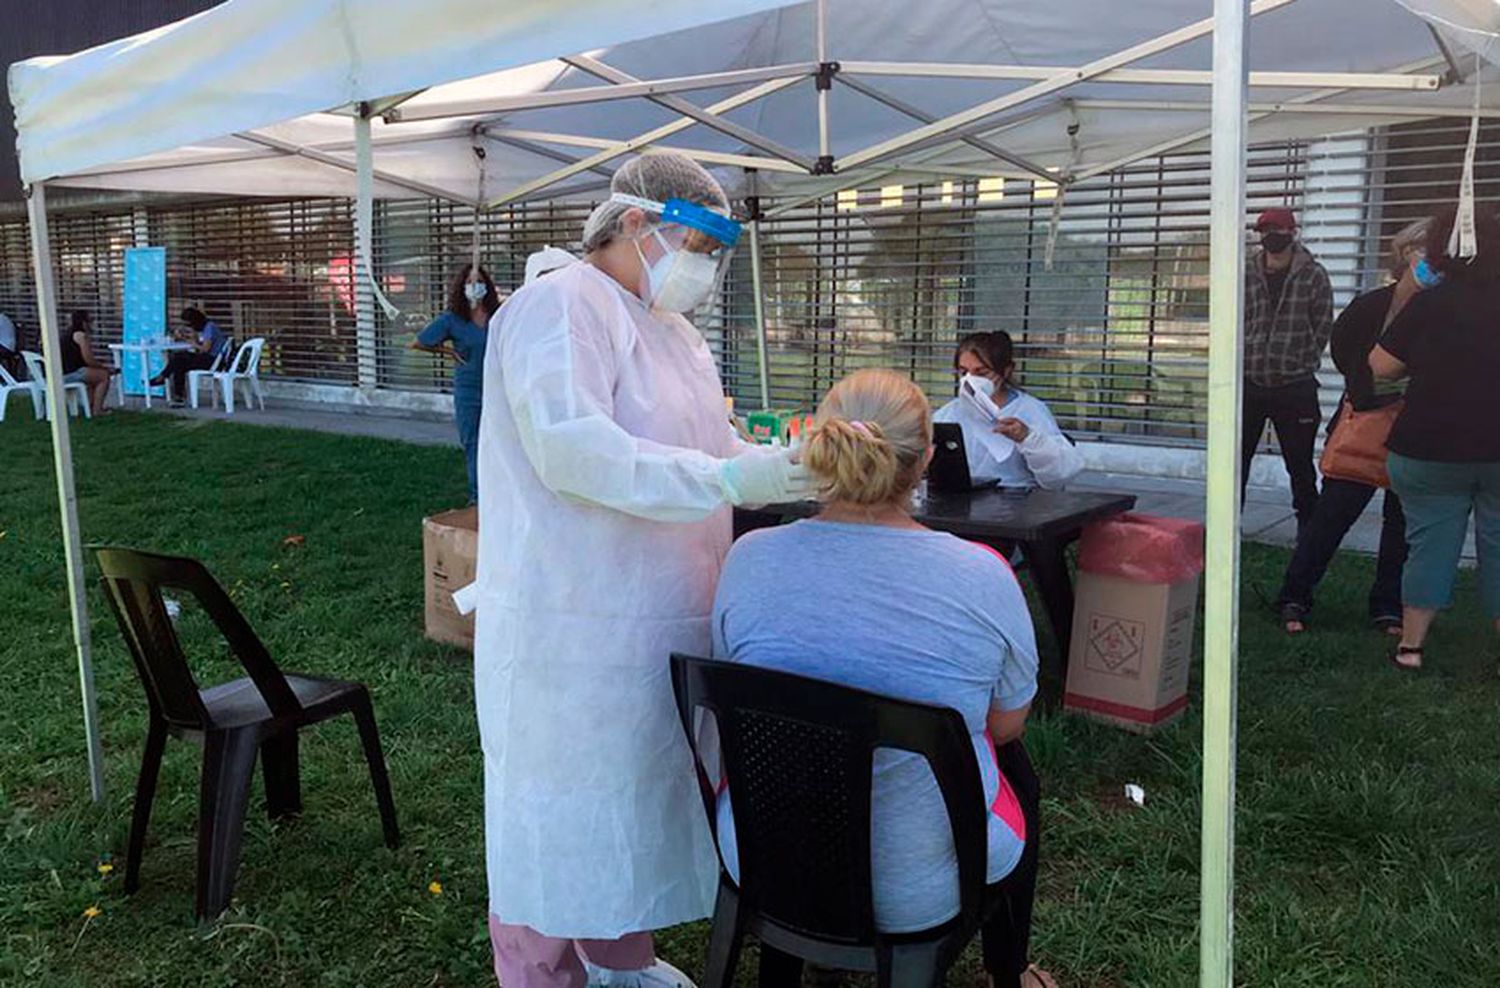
left=612, top=193, right=741, bottom=313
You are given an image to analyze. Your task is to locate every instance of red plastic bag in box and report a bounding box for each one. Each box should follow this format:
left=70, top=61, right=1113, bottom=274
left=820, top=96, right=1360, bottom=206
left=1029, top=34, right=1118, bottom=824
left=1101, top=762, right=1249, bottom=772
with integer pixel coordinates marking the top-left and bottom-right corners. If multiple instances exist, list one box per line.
left=1076, top=513, right=1205, bottom=584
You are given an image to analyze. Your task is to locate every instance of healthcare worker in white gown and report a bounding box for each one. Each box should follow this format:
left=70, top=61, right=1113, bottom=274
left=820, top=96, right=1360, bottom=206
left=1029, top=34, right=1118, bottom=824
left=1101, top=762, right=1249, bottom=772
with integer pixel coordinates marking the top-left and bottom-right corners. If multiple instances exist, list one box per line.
left=472, top=152, right=814, bottom=988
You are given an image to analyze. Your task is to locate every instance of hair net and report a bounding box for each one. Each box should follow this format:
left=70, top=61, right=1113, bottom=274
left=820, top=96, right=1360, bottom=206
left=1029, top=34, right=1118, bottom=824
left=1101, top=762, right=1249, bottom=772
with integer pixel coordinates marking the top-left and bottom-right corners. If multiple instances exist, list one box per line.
left=581, top=152, right=729, bottom=252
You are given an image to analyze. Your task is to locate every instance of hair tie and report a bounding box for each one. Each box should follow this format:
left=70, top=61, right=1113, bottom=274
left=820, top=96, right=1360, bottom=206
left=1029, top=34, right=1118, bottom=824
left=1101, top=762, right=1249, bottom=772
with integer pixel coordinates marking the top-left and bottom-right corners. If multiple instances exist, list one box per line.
left=849, top=420, right=874, bottom=437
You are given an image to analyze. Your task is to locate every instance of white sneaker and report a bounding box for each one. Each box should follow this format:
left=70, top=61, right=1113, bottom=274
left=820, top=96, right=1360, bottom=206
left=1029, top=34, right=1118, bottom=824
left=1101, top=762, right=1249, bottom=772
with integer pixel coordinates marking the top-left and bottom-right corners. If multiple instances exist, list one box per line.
left=582, top=957, right=698, bottom=988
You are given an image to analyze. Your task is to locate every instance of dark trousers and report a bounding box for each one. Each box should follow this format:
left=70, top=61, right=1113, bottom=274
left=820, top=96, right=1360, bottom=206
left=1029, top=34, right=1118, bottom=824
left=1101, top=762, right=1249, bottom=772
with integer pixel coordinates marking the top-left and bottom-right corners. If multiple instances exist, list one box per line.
left=1241, top=378, right=1322, bottom=529
left=1276, top=479, right=1407, bottom=620
left=161, top=351, right=215, bottom=401
left=981, top=739, right=1042, bottom=987
left=759, top=740, right=1042, bottom=987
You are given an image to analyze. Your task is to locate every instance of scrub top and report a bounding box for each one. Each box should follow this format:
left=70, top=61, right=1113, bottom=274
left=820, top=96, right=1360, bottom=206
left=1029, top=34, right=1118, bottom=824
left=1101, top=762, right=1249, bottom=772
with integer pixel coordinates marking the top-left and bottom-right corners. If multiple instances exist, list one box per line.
left=418, top=311, right=487, bottom=404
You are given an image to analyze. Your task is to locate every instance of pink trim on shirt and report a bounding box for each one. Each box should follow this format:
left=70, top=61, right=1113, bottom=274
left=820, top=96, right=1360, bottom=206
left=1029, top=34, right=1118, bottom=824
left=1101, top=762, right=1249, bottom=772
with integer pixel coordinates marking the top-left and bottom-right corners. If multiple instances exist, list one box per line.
left=983, top=730, right=1026, bottom=843
left=971, top=540, right=1018, bottom=577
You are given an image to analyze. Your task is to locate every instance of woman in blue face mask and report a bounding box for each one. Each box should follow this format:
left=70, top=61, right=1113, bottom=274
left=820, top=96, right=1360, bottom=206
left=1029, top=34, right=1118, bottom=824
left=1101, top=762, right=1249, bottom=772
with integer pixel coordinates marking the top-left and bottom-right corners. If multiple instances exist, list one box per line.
left=1273, top=217, right=1431, bottom=636
left=1370, top=205, right=1500, bottom=672
left=932, top=331, right=1083, bottom=490
left=412, top=263, right=499, bottom=504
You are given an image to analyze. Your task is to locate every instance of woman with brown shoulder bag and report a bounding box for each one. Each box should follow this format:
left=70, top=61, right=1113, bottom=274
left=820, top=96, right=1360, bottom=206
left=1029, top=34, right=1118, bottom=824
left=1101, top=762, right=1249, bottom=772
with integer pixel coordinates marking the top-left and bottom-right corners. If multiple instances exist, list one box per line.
left=1273, top=218, right=1430, bottom=635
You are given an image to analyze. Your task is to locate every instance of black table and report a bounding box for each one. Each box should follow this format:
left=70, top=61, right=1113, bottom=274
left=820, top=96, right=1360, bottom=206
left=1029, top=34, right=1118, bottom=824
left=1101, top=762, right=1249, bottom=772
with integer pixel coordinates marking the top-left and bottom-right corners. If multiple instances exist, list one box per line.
left=733, top=488, right=1136, bottom=679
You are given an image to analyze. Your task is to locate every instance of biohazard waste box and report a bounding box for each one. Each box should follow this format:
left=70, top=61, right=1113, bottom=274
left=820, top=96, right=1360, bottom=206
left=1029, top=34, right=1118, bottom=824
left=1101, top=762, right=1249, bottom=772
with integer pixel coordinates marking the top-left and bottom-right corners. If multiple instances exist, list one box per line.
left=1064, top=514, right=1204, bottom=733
left=423, top=507, right=477, bottom=650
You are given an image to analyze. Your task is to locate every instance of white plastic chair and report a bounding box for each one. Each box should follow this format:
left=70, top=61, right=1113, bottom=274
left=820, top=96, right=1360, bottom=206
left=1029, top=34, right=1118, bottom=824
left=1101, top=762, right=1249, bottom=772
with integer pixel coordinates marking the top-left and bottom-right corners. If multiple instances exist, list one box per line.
left=213, top=337, right=266, bottom=414
left=0, top=361, right=44, bottom=422
left=21, top=351, right=91, bottom=419
left=186, top=339, right=232, bottom=410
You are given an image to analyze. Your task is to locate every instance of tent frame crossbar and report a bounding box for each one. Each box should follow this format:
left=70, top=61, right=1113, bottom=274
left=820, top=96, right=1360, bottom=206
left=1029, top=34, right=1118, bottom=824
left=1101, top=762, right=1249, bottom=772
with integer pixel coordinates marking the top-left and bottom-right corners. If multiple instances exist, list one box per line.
left=838, top=60, right=1442, bottom=90
left=385, top=62, right=819, bottom=122
left=1073, top=54, right=1450, bottom=181
left=829, top=0, right=1300, bottom=173
left=562, top=54, right=817, bottom=172
left=486, top=75, right=804, bottom=207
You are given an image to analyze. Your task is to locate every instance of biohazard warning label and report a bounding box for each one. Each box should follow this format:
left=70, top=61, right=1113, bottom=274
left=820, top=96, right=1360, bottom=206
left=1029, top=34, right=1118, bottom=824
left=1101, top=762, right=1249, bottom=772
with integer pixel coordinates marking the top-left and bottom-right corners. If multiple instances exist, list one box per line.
left=1084, top=613, right=1145, bottom=678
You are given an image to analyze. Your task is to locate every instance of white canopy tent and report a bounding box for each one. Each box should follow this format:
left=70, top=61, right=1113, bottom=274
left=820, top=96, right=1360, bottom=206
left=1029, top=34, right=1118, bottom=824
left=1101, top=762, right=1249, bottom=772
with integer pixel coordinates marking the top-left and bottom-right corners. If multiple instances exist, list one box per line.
left=13, top=0, right=1498, bottom=207
left=11, top=1, right=1499, bottom=984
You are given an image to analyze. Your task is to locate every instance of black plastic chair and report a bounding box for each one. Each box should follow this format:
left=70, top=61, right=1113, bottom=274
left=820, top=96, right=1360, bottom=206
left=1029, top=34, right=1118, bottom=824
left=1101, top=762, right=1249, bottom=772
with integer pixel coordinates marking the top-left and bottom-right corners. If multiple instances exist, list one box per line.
left=94, top=546, right=400, bottom=921
left=669, top=654, right=999, bottom=988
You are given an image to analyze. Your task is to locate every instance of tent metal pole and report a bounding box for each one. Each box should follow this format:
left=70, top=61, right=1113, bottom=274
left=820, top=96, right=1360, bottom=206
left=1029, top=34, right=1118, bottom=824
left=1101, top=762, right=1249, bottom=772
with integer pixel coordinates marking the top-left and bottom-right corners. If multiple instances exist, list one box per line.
left=834, top=75, right=1058, bottom=182
left=27, top=181, right=105, bottom=803
left=1071, top=54, right=1448, bottom=183
left=1070, top=98, right=1498, bottom=117
left=1202, top=0, right=1248, bottom=985
left=234, top=130, right=471, bottom=205
left=488, top=76, right=803, bottom=207
left=387, top=62, right=817, bottom=122
left=482, top=129, right=807, bottom=173
left=748, top=221, right=772, bottom=409
left=816, top=0, right=831, bottom=165
left=353, top=112, right=377, bottom=390
left=837, top=61, right=1441, bottom=90
left=563, top=55, right=816, bottom=172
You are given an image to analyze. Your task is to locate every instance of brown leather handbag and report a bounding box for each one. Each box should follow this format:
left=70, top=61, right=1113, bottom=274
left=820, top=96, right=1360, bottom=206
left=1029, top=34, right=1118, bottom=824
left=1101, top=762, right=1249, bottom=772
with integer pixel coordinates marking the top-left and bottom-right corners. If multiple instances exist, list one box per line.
left=1319, top=398, right=1403, bottom=489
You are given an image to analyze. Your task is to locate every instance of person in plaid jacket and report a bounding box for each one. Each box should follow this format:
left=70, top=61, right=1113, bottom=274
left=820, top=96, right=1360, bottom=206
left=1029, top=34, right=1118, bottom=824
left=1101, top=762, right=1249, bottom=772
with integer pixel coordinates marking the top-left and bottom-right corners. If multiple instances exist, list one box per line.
left=1240, top=207, right=1334, bottom=533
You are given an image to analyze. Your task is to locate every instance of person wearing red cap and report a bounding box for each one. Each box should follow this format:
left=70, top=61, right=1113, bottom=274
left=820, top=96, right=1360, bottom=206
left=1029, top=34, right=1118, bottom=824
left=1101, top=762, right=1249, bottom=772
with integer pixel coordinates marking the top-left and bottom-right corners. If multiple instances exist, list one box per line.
left=1241, top=206, right=1334, bottom=535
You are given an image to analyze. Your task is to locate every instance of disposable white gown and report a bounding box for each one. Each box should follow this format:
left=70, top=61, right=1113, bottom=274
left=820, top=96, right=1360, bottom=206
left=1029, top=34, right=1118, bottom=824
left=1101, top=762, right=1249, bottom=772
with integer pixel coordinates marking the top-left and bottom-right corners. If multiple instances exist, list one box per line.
left=933, top=388, right=1084, bottom=489
left=472, top=262, right=742, bottom=938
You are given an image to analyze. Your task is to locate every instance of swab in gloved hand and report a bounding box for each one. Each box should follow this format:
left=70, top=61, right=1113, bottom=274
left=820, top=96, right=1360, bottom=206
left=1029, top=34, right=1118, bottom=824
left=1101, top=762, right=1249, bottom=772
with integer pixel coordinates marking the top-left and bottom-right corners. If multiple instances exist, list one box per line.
left=719, top=446, right=817, bottom=506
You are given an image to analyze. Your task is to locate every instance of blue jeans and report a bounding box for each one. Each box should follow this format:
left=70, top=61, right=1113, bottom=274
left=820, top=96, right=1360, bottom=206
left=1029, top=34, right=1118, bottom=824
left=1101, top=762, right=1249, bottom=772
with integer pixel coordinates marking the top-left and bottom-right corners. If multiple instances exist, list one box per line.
left=456, top=399, right=482, bottom=504
left=1387, top=452, right=1500, bottom=618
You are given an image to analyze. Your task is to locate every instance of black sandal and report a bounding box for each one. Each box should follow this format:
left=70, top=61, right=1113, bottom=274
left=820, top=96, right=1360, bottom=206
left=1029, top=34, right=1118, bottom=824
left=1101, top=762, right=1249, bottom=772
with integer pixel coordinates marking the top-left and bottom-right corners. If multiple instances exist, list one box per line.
left=1390, top=644, right=1423, bottom=671
left=1279, top=602, right=1308, bottom=634
left=1372, top=615, right=1403, bottom=636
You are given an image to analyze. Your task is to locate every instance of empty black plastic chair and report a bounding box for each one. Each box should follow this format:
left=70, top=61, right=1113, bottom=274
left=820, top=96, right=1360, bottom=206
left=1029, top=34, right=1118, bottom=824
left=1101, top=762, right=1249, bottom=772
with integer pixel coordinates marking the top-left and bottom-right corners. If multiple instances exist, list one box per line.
left=670, top=653, right=999, bottom=988
left=94, top=546, right=400, bottom=921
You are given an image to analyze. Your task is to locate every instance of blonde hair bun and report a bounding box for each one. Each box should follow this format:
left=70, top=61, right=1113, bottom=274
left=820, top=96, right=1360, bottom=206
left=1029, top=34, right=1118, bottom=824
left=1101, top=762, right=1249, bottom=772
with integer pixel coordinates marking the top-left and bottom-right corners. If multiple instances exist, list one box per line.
left=803, top=369, right=932, bottom=506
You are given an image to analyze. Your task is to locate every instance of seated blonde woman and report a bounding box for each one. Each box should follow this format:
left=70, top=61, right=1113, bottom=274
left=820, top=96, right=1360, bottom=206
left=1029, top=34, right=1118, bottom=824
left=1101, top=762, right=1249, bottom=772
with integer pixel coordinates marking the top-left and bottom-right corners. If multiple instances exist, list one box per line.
left=711, top=368, right=1055, bottom=988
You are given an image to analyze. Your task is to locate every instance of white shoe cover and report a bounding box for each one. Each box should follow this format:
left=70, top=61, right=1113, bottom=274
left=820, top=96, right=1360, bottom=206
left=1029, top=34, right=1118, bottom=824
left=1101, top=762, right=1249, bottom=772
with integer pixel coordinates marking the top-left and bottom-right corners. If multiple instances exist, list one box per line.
left=582, top=956, right=698, bottom=988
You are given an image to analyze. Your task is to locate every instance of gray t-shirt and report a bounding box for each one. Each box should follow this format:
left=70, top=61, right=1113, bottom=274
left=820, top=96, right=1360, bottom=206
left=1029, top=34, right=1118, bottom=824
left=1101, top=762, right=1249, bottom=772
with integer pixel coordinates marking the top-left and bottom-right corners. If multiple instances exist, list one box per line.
left=710, top=518, right=1038, bottom=933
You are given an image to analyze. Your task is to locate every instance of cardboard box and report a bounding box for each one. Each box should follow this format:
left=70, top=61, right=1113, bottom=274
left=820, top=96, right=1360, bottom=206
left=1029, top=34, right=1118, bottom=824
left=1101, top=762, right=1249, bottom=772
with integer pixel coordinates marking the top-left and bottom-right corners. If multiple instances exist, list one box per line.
left=1064, top=571, right=1199, bottom=733
left=423, top=507, right=478, bottom=650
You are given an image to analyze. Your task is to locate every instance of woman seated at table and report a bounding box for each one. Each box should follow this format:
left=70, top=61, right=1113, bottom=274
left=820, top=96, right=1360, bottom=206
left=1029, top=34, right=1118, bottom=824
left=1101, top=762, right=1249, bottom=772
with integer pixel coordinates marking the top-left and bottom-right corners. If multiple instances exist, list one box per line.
left=712, top=368, right=1055, bottom=988
left=150, top=306, right=228, bottom=407
left=60, top=309, right=116, bottom=416
left=934, top=331, right=1083, bottom=490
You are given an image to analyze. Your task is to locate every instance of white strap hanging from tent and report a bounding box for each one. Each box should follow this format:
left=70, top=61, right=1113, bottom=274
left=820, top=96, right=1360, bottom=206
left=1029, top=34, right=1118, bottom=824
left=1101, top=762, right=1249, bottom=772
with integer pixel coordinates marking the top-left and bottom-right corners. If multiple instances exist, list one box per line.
left=363, top=251, right=402, bottom=320
left=1447, top=53, right=1482, bottom=260
left=1043, top=111, right=1084, bottom=271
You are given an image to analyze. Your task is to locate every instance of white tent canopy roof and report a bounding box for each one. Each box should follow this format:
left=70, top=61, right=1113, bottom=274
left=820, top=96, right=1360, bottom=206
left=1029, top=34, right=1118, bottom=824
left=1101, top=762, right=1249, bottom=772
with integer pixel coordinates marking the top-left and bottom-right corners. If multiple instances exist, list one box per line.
left=10, top=0, right=1500, bottom=206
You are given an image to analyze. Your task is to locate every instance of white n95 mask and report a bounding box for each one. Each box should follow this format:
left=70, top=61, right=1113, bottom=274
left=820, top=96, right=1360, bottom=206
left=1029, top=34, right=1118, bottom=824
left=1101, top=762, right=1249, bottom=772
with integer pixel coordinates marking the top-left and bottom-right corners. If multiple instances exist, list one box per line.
left=638, top=232, right=721, bottom=313
left=961, top=373, right=997, bottom=399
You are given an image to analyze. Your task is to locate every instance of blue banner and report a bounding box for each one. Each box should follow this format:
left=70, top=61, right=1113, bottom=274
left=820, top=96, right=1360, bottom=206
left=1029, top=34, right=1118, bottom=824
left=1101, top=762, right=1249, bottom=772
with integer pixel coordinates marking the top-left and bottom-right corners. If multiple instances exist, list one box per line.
left=122, top=247, right=167, bottom=397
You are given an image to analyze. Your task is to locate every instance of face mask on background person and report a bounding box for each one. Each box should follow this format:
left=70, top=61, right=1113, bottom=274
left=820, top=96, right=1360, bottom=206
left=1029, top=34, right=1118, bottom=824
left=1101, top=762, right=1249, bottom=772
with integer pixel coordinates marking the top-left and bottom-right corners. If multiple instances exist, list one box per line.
left=635, top=230, right=720, bottom=313
left=464, top=281, right=489, bottom=305
left=1412, top=255, right=1445, bottom=290
left=1260, top=231, right=1294, bottom=254
left=961, top=372, right=997, bottom=399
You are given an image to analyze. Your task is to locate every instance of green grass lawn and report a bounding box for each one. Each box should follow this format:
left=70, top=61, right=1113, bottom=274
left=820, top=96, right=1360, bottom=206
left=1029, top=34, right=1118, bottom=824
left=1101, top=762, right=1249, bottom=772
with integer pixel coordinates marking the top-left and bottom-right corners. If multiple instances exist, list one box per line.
left=3, top=413, right=1498, bottom=987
